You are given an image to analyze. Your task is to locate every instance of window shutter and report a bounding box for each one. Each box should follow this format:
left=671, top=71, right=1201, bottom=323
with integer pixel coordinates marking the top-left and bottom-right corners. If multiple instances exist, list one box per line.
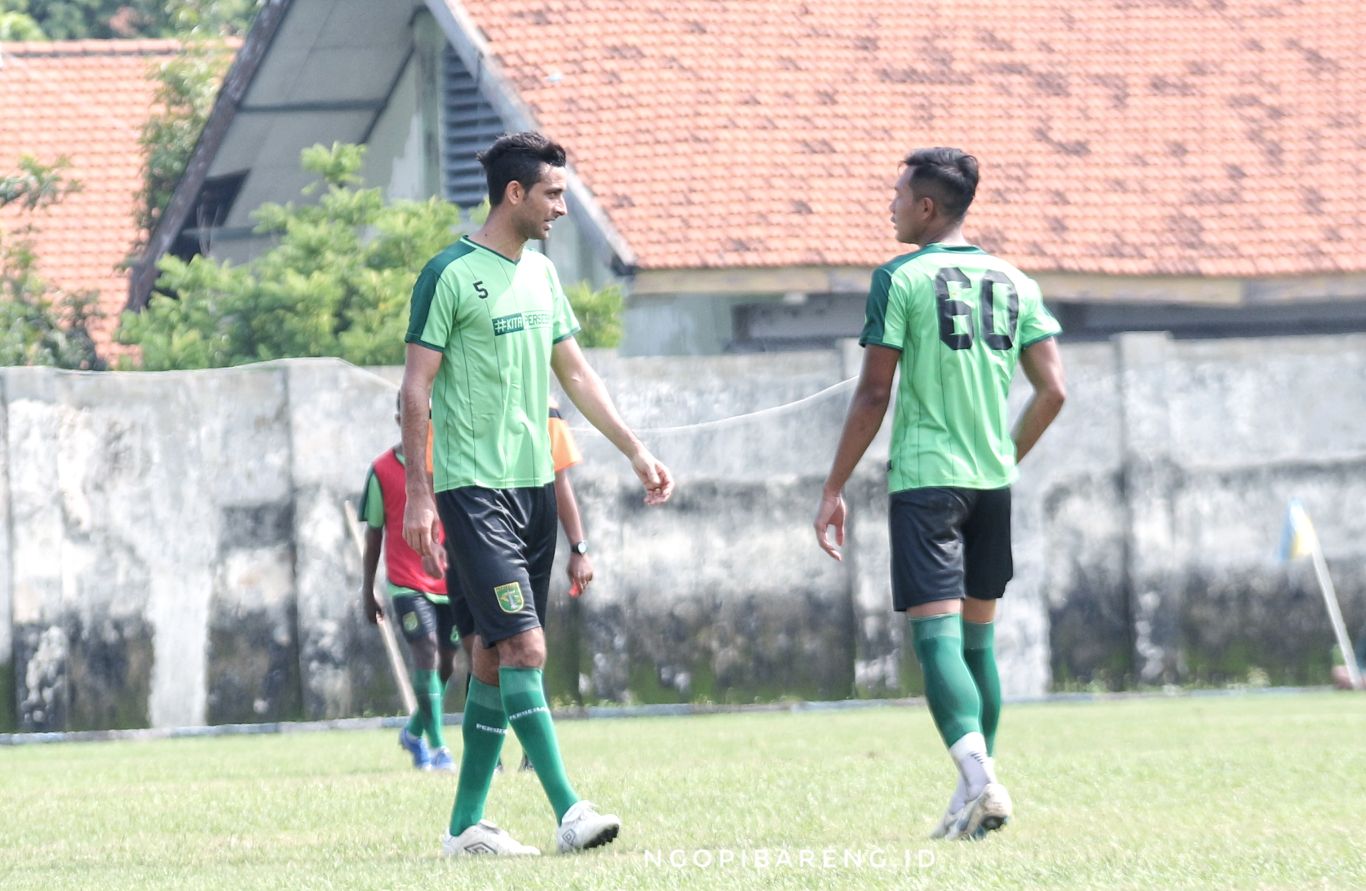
left=441, top=45, right=506, bottom=208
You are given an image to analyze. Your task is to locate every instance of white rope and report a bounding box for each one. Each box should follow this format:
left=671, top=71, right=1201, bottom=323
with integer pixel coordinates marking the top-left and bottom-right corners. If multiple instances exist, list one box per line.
left=592, top=376, right=856, bottom=435
left=351, top=363, right=856, bottom=436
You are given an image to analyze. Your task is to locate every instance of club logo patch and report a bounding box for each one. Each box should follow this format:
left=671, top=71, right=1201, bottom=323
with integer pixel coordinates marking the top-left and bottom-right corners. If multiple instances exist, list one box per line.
left=494, top=582, right=525, bottom=613
left=403, top=612, right=420, bottom=633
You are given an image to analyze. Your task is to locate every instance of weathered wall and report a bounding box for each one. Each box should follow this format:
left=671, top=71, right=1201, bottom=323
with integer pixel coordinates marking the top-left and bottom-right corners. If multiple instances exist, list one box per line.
left=3, top=335, right=1363, bottom=731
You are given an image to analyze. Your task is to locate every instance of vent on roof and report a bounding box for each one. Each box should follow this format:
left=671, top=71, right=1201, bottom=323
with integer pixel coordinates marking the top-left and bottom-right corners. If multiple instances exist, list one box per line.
left=442, top=44, right=505, bottom=208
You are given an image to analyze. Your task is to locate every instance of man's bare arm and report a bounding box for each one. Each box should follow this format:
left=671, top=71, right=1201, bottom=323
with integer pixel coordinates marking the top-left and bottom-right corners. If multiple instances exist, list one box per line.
left=400, top=344, right=442, bottom=556
left=551, top=338, right=640, bottom=456
left=815, top=345, right=899, bottom=560
left=1013, top=337, right=1066, bottom=463
left=551, top=337, right=673, bottom=504
left=360, top=526, right=384, bottom=624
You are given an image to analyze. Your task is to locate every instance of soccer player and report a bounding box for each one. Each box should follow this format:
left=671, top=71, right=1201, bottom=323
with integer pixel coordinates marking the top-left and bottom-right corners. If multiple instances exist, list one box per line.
left=814, top=147, right=1066, bottom=840
left=400, top=131, right=673, bottom=857
left=358, top=394, right=458, bottom=772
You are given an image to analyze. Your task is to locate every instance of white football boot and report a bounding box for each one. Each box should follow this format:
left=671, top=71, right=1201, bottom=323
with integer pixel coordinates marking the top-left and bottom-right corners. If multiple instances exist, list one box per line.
left=954, top=782, right=1013, bottom=840
left=555, top=800, right=621, bottom=853
left=441, top=820, right=540, bottom=857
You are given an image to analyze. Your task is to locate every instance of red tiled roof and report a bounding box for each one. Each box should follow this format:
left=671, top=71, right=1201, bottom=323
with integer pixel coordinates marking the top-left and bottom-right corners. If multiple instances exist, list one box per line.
left=459, top=1, right=1365, bottom=277
left=0, top=39, right=182, bottom=358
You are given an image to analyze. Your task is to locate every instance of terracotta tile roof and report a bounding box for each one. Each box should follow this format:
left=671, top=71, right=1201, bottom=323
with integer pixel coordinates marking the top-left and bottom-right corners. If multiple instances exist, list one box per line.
left=460, top=1, right=1365, bottom=278
left=0, top=39, right=182, bottom=358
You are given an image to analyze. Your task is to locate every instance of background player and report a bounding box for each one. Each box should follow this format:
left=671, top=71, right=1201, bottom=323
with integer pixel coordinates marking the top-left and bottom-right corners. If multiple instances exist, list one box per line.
left=814, top=147, right=1066, bottom=841
left=359, top=394, right=459, bottom=772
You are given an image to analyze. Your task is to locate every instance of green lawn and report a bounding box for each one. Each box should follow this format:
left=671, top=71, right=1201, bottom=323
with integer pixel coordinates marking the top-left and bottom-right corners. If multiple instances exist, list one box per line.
left=1, top=692, right=1362, bottom=890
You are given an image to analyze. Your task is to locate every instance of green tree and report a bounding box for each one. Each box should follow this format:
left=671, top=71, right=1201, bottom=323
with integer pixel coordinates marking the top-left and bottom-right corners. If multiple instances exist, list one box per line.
left=160, top=0, right=259, bottom=37
left=120, top=143, right=628, bottom=369
left=565, top=281, right=624, bottom=348
left=0, top=8, right=44, bottom=39
left=5, top=0, right=258, bottom=39
left=118, top=143, right=467, bottom=369
left=136, top=38, right=233, bottom=240
left=0, top=157, right=105, bottom=370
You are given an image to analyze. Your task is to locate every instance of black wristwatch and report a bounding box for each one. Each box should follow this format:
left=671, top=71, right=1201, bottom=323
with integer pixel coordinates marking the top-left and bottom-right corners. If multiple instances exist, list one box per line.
left=570, top=540, right=589, bottom=556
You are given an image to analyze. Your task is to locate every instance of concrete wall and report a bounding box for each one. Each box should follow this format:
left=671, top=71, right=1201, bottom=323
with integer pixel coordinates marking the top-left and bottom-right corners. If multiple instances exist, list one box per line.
left=3, top=335, right=1363, bottom=731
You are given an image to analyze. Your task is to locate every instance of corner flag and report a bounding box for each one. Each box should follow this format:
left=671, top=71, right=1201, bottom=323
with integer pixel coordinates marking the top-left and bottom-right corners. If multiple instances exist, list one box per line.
left=1282, top=499, right=1363, bottom=691
left=1281, top=499, right=1320, bottom=561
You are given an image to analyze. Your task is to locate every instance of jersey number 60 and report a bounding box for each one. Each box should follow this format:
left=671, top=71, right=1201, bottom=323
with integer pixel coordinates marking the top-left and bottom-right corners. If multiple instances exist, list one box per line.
left=934, top=267, right=1019, bottom=352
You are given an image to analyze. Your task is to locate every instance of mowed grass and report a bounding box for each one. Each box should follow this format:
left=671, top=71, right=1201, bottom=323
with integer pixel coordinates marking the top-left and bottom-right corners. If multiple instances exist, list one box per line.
left=0, top=692, right=1362, bottom=890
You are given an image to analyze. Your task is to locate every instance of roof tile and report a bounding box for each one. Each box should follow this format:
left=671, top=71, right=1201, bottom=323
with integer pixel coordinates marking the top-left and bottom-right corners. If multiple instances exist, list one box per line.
left=0, top=39, right=182, bottom=357
left=460, top=0, right=1365, bottom=276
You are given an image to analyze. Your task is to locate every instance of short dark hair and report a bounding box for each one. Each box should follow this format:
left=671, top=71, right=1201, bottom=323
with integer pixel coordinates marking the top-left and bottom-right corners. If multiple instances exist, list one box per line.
left=477, top=131, right=567, bottom=206
left=904, top=147, right=979, bottom=221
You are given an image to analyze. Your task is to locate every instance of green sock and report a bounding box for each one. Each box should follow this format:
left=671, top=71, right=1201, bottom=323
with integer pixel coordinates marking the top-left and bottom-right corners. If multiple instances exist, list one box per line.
left=500, top=667, right=578, bottom=822
left=963, top=620, right=1000, bottom=756
left=414, top=669, right=446, bottom=749
left=911, top=614, right=983, bottom=748
left=404, top=708, right=423, bottom=738
left=449, top=678, right=507, bottom=835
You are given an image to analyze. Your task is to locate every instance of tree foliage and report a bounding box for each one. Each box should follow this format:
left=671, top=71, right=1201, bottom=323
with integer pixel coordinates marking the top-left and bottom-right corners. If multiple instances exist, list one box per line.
left=0, top=157, right=105, bottom=370
left=0, top=8, right=44, bottom=39
left=566, top=281, right=624, bottom=348
left=137, top=39, right=233, bottom=239
left=119, top=144, right=466, bottom=369
left=120, top=144, right=629, bottom=370
left=1, top=0, right=258, bottom=39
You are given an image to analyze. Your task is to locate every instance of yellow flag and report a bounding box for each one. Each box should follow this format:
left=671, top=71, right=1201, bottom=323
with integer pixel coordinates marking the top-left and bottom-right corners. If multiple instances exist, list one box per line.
left=1282, top=499, right=1321, bottom=560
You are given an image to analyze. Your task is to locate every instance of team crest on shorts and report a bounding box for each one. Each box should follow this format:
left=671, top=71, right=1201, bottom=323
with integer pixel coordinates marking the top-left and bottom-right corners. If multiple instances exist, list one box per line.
left=403, top=612, right=419, bottom=633
left=494, top=582, right=525, bottom=613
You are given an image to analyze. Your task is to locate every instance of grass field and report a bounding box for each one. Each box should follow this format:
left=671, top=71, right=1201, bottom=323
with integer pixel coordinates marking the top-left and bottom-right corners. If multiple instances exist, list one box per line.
left=1, top=692, right=1362, bottom=890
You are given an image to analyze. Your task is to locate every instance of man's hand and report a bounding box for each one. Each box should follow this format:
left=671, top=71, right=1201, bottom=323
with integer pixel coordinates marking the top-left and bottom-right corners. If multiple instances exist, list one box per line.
left=567, top=553, right=594, bottom=597
left=422, top=546, right=447, bottom=578
left=814, top=490, right=847, bottom=561
left=403, top=488, right=441, bottom=559
left=362, top=590, right=383, bottom=625
left=630, top=447, right=674, bottom=505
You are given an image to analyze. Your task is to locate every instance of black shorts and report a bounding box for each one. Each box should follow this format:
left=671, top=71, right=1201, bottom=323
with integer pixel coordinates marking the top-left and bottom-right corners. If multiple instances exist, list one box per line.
left=889, top=486, right=1013, bottom=610
left=391, top=593, right=461, bottom=649
left=437, top=484, right=557, bottom=647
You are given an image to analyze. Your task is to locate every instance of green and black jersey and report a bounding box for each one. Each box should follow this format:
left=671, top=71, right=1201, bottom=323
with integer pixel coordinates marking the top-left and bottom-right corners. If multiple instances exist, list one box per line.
left=859, top=243, right=1061, bottom=492
left=405, top=237, right=580, bottom=492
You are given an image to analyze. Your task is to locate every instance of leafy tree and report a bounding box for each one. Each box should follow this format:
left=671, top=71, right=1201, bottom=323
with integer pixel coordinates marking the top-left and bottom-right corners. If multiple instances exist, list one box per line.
left=4, top=0, right=258, bottom=39
left=136, top=38, right=233, bottom=240
left=160, top=0, right=259, bottom=37
left=120, top=143, right=629, bottom=369
left=119, top=143, right=467, bottom=369
left=566, top=281, right=624, bottom=348
left=0, top=157, right=105, bottom=370
left=0, top=8, right=44, bottom=39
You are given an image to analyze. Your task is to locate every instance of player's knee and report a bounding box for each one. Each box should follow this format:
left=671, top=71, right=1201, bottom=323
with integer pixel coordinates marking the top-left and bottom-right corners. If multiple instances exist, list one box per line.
left=496, top=630, right=546, bottom=669
left=438, top=647, right=458, bottom=684
left=409, top=635, right=438, bottom=670
left=470, top=640, right=500, bottom=685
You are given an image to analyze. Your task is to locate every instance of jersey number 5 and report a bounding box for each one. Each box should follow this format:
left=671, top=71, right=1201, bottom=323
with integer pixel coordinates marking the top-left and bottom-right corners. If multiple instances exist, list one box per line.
left=934, top=267, right=1019, bottom=351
